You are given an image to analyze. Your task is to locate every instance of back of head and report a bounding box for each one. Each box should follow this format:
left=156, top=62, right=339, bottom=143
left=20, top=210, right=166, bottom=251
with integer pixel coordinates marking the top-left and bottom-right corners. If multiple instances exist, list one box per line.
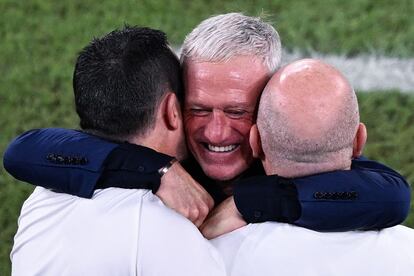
left=258, top=59, right=360, bottom=176
left=73, top=26, right=183, bottom=141
left=181, top=12, right=282, bottom=73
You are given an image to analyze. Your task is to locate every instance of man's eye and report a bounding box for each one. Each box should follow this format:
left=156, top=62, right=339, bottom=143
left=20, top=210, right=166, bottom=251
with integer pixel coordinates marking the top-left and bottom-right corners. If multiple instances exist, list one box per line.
left=225, top=110, right=247, bottom=118
left=190, top=108, right=211, bottom=116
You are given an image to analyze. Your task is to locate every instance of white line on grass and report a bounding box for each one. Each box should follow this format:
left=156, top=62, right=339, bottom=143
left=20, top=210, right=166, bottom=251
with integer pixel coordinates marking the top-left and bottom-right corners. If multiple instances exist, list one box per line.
left=175, top=47, right=414, bottom=93
left=281, top=51, right=414, bottom=93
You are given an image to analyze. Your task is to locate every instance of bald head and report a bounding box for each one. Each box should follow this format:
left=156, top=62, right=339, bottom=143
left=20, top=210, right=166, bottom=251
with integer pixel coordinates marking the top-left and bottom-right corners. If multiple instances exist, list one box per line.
left=257, top=59, right=362, bottom=177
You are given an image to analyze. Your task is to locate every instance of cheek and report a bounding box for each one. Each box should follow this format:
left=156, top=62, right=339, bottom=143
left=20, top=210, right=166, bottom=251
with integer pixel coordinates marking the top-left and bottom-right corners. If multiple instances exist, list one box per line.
left=184, top=115, right=204, bottom=139
left=184, top=113, right=254, bottom=144
left=230, top=120, right=253, bottom=141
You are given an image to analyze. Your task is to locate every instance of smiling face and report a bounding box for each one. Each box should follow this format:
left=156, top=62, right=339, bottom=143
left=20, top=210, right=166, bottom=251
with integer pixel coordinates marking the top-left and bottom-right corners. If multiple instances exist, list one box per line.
left=183, top=56, right=270, bottom=181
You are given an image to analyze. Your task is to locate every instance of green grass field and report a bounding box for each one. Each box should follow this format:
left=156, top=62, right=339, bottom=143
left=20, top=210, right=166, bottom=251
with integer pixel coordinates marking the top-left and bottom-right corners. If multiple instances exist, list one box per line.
left=1, top=0, right=413, bottom=274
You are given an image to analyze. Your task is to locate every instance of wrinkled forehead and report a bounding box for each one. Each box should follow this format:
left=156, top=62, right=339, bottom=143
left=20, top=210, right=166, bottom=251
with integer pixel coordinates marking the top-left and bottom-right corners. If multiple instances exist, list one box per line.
left=183, top=57, right=270, bottom=103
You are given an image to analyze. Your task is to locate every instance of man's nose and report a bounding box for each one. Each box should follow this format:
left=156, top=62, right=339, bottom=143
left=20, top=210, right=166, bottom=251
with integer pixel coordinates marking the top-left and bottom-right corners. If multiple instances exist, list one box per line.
left=204, top=110, right=231, bottom=144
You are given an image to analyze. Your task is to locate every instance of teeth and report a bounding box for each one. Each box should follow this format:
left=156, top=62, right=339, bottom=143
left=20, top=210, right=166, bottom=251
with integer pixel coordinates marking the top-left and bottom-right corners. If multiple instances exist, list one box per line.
left=207, top=144, right=237, bottom=152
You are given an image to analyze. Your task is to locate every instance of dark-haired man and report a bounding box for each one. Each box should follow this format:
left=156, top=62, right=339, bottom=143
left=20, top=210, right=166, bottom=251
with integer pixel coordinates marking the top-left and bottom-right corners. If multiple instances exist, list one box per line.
left=10, top=26, right=225, bottom=276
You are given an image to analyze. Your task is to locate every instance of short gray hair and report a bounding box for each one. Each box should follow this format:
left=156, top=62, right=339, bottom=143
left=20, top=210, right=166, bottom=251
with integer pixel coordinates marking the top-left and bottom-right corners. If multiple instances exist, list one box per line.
left=181, top=13, right=282, bottom=73
left=258, top=84, right=359, bottom=165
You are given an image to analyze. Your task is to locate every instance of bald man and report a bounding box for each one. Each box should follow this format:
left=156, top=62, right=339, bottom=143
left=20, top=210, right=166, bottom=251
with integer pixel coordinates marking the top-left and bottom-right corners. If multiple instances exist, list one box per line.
left=255, top=58, right=365, bottom=177
left=211, top=59, right=414, bottom=276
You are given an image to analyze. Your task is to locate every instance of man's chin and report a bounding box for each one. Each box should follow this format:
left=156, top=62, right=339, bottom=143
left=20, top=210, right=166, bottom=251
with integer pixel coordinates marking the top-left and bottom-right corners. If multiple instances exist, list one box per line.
left=201, top=165, right=245, bottom=182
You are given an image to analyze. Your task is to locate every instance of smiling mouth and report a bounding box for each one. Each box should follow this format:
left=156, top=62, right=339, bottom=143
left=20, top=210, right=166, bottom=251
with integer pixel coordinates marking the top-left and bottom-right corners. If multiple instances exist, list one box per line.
left=204, top=143, right=238, bottom=153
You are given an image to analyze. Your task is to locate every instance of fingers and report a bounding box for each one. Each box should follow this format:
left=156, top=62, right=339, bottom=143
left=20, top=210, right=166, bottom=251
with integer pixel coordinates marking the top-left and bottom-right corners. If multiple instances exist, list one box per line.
left=161, top=193, right=213, bottom=227
left=201, top=216, right=248, bottom=240
left=156, top=162, right=215, bottom=226
left=185, top=192, right=214, bottom=227
left=200, top=197, right=248, bottom=239
left=187, top=186, right=214, bottom=226
left=192, top=202, right=211, bottom=227
left=199, top=221, right=214, bottom=239
left=189, top=208, right=202, bottom=227
left=205, top=194, right=215, bottom=211
left=199, top=215, right=223, bottom=240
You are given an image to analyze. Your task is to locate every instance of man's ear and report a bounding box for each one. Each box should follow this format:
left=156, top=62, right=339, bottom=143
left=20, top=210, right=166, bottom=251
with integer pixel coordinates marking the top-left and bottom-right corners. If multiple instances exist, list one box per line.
left=162, top=92, right=181, bottom=130
left=352, top=122, right=367, bottom=158
left=249, top=124, right=264, bottom=159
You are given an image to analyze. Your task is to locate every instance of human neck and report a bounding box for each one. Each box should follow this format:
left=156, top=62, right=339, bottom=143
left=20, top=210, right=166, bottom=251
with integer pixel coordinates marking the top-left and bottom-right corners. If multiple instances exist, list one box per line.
left=264, top=158, right=352, bottom=178
left=129, top=131, right=177, bottom=158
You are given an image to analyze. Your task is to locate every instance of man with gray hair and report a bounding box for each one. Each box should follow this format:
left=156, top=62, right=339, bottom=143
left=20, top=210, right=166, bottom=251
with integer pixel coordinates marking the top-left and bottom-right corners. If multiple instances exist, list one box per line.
left=180, top=12, right=279, bottom=187
left=182, top=12, right=281, bottom=72
left=212, top=58, right=414, bottom=276
left=4, top=13, right=410, bottom=240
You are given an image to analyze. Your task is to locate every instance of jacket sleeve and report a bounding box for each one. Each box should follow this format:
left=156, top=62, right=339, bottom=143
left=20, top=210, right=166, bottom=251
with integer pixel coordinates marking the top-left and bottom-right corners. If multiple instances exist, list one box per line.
left=3, top=128, right=173, bottom=198
left=234, top=157, right=411, bottom=231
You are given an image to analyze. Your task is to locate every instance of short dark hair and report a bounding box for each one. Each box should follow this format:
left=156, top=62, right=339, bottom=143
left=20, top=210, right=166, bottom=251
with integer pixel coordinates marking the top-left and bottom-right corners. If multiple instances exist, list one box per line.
left=73, top=26, right=183, bottom=140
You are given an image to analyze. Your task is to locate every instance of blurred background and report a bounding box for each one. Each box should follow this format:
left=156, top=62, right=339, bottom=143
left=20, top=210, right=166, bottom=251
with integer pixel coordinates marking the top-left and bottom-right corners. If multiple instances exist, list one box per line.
left=1, top=0, right=413, bottom=274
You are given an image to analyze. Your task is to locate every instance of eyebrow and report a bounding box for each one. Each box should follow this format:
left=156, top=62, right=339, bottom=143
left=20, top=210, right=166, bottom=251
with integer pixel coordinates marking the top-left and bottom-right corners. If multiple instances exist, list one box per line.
left=186, top=103, right=256, bottom=113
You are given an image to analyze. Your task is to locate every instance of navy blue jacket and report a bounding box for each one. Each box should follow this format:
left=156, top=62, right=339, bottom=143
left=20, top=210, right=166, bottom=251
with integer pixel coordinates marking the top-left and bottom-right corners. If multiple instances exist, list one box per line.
left=3, top=128, right=411, bottom=231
